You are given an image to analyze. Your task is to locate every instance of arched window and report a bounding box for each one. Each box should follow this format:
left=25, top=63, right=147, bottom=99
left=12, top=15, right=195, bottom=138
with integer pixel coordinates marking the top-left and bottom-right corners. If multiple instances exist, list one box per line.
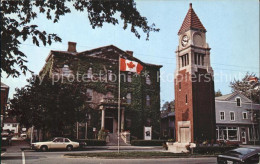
left=87, top=67, right=93, bottom=79
left=146, top=95, right=151, bottom=106
left=126, top=93, right=131, bottom=104
left=146, top=75, right=151, bottom=85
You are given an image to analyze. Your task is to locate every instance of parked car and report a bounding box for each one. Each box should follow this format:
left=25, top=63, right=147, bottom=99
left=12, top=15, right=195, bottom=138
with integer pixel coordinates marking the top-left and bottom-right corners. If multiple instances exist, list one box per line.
left=1, top=130, right=13, bottom=146
left=217, top=147, right=260, bottom=164
left=20, top=133, right=27, bottom=139
left=31, top=137, right=79, bottom=151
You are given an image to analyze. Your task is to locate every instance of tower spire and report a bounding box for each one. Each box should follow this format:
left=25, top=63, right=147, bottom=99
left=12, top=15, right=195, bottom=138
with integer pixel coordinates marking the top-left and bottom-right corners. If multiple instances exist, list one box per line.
left=178, top=3, right=206, bottom=35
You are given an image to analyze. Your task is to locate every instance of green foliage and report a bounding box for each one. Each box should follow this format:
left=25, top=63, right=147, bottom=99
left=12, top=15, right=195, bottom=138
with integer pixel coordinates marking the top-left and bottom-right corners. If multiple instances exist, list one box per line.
left=10, top=75, right=86, bottom=138
left=193, top=146, right=238, bottom=154
left=162, top=100, right=175, bottom=111
left=1, top=0, right=159, bottom=77
left=230, top=72, right=260, bottom=103
left=131, top=140, right=166, bottom=146
left=215, top=89, right=223, bottom=97
left=98, top=128, right=108, bottom=140
left=76, top=139, right=106, bottom=146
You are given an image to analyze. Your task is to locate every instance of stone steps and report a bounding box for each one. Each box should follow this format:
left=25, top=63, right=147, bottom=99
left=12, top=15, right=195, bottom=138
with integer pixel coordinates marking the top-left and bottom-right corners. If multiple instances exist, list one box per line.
left=107, top=133, right=130, bottom=146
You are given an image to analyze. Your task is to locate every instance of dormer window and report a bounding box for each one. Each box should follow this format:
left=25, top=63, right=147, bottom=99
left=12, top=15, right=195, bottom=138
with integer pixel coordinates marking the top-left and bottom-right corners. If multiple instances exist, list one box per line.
left=236, top=97, right=241, bottom=107
left=62, top=65, right=72, bottom=77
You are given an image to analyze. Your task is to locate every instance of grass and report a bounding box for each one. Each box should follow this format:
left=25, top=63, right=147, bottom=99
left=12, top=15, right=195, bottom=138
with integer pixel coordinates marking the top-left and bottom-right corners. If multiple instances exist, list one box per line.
left=64, top=151, right=219, bottom=158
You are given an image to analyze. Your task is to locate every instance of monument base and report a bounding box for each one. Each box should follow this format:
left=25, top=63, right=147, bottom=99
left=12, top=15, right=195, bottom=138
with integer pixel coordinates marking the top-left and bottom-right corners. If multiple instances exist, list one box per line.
left=166, top=142, right=196, bottom=153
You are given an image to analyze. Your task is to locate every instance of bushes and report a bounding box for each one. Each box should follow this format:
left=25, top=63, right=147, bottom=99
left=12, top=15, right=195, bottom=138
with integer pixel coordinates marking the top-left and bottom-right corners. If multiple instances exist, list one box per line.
left=193, top=145, right=238, bottom=154
left=131, top=140, right=166, bottom=146
left=76, top=139, right=106, bottom=146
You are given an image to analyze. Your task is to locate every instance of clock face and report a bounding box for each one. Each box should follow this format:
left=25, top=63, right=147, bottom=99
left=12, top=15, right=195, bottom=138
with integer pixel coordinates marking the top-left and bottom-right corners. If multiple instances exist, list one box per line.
left=181, top=35, right=189, bottom=47
left=193, top=34, right=203, bottom=47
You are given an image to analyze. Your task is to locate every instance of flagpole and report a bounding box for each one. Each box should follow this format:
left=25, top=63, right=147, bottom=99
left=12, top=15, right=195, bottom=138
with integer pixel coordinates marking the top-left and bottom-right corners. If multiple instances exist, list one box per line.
left=118, top=55, right=121, bottom=153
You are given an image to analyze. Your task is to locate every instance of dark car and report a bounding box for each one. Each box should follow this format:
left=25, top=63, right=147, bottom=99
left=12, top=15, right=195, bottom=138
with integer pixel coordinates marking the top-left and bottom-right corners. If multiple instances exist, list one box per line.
left=217, top=147, right=260, bottom=164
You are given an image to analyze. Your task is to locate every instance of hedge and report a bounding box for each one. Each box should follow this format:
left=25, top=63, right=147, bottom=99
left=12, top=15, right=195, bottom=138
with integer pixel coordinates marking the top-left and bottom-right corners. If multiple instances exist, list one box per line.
left=193, top=146, right=238, bottom=154
left=131, top=140, right=167, bottom=146
left=76, top=139, right=106, bottom=146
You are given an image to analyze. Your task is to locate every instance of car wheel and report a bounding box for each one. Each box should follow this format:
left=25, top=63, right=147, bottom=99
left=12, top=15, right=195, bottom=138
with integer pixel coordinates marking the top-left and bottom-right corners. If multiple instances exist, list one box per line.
left=66, top=145, right=73, bottom=151
left=40, top=146, right=48, bottom=152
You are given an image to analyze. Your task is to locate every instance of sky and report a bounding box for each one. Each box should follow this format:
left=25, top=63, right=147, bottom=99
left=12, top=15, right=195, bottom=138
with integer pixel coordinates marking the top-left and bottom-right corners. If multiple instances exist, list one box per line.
left=2, top=0, right=260, bottom=107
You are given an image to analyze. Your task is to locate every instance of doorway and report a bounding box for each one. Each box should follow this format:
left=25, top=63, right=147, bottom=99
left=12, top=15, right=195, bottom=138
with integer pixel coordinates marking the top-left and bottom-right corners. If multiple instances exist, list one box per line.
left=105, top=118, right=113, bottom=133
left=180, top=127, right=190, bottom=143
left=241, top=128, right=247, bottom=144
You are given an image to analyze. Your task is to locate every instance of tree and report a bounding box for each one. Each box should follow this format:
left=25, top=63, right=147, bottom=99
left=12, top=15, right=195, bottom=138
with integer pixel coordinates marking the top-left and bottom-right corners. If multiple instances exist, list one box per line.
left=162, top=100, right=175, bottom=112
left=9, top=75, right=86, bottom=138
left=230, top=73, right=260, bottom=103
left=215, top=89, right=222, bottom=97
left=1, top=0, right=159, bottom=78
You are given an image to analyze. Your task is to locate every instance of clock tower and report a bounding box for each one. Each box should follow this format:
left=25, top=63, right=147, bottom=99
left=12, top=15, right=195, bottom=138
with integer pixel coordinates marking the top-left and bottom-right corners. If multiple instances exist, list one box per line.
left=174, top=3, right=216, bottom=144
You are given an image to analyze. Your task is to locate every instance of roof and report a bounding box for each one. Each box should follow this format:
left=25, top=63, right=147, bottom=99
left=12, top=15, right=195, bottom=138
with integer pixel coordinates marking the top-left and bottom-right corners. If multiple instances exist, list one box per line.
left=48, top=45, right=162, bottom=68
left=1, top=82, right=9, bottom=88
left=178, top=3, right=206, bottom=35
left=4, top=117, right=18, bottom=123
left=215, top=91, right=252, bottom=103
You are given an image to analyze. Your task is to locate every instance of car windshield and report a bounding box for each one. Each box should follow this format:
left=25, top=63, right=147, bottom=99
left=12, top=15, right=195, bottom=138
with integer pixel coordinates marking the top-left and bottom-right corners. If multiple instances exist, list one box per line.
left=225, top=148, right=257, bottom=158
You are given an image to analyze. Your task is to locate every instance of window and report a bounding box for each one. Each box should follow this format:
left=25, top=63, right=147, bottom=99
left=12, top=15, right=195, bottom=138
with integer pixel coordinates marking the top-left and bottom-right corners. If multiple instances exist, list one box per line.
left=249, top=127, right=259, bottom=141
left=146, top=95, right=151, bottom=106
left=227, top=127, right=238, bottom=141
left=230, top=112, right=235, bottom=121
left=62, top=65, right=72, bottom=77
left=146, top=75, right=151, bottom=85
left=126, top=93, right=131, bottom=104
left=86, top=89, right=93, bottom=102
left=107, top=70, right=113, bottom=81
left=194, top=53, right=205, bottom=66
left=180, top=54, right=189, bottom=67
left=12, top=124, right=17, bottom=127
left=242, top=112, right=248, bottom=119
left=179, top=82, right=181, bottom=90
left=87, top=67, right=93, bottom=79
left=65, top=138, right=70, bottom=142
left=217, top=127, right=238, bottom=141
left=7, top=124, right=10, bottom=126
left=185, top=94, right=188, bottom=104
left=220, top=112, right=225, bottom=120
left=236, top=97, right=241, bottom=107
left=127, top=72, right=132, bottom=82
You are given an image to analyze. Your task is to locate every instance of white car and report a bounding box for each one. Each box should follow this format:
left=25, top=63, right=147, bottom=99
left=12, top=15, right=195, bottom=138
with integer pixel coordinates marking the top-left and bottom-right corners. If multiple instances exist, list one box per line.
left=31, top=137, right=79, bottom=151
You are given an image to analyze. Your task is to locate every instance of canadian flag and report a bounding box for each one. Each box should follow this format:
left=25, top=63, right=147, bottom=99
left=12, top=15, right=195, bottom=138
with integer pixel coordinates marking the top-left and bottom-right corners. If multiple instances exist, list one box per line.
left=248, top=76, right=259, bottom=83
left=120, top=58, right=143, bottom=74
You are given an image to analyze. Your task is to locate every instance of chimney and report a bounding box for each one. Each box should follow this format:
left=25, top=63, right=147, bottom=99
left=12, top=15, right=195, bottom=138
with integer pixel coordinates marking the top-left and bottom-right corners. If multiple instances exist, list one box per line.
left=126, top=50, right=133, bottom=56
left=67, top=42, right=77, bottom=52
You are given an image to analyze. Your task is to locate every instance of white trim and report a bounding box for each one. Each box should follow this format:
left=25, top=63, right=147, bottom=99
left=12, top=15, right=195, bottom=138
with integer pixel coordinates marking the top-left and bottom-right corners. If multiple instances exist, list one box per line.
left=230, top=111, right=235, bottom=121
left=242, top=112, right=248, bottom=119
left=220, top=111, right=225, bottom=120
left=235, top=97, right=242, bottom=107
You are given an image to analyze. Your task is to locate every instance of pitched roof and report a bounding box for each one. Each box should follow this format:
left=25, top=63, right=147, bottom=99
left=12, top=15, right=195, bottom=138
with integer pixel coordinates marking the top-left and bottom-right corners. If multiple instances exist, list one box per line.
left=48, top=45, right=162, bottom=68
left=1, top=82, right=9, bottom=88
left=178, top=3, right=206, bottom=35
left=215, top=91, right=252, bottom=103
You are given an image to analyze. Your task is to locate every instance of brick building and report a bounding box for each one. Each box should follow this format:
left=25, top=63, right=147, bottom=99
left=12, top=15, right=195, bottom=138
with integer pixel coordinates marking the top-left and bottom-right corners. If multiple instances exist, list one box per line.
left=39, top=43, right=162, bottom=140
left=174, top=3, right=216, bottom=143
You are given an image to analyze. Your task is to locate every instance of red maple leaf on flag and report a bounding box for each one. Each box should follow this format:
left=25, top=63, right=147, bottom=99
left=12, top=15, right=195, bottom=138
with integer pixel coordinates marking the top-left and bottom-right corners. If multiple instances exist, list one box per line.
left=127, top=62, right=135, bottom=69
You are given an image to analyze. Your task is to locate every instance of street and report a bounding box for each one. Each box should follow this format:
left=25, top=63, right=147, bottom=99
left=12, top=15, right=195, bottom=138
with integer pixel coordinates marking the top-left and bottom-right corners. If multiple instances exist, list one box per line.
left=1, top=150, right=217, bottom=164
